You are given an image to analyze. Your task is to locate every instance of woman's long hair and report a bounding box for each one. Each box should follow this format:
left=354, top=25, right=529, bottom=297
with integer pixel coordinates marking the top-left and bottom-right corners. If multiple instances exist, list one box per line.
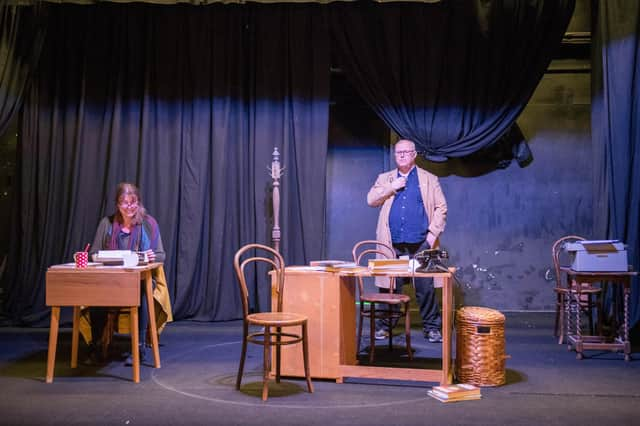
left=114, top=182, right=147, bottom=225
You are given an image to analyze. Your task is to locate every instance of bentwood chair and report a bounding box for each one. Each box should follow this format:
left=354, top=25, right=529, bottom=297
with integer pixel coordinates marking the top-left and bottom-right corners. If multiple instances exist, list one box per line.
left=233, top=243, right=313, bottom=401
left=552, top=235, right=602, bottom=344
left=352, top=240, right=413, bottom=363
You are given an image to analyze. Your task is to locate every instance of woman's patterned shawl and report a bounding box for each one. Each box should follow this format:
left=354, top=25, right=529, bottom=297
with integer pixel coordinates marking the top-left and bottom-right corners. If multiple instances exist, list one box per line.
left=105, top=214, right=160, bottom=251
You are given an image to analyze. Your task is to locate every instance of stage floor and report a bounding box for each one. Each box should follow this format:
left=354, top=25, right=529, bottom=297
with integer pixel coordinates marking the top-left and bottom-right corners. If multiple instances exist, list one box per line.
left=0, top=312, right=638, bottom=425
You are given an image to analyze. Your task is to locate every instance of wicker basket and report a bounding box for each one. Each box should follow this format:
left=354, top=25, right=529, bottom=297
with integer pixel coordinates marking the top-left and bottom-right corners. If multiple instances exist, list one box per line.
left=455, top=306, right=507, bottom=387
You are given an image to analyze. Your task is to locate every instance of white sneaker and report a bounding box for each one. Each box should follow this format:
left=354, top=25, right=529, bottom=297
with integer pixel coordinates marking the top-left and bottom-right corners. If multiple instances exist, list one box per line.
left=426, top=329, right=442, bottom=343
left=374, top=329, right=390, bottom=340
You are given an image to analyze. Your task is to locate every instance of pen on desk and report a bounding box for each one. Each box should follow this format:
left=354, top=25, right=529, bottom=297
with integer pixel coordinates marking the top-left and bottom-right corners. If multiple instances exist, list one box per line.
left=84, top=243, right=90, bottom=253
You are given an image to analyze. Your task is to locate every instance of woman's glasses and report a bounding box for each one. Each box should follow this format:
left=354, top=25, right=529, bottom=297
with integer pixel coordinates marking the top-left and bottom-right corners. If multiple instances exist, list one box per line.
left=118, top=200, right=139, bottom=208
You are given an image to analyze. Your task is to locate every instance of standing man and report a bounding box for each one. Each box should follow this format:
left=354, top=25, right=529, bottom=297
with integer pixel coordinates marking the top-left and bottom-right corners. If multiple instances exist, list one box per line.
left=367, top=139, right=448, bottom=343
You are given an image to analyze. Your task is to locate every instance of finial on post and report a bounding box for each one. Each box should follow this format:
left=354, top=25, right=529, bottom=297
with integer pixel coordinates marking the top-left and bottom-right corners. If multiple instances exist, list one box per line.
left=268, top=147, right=284, bottom=252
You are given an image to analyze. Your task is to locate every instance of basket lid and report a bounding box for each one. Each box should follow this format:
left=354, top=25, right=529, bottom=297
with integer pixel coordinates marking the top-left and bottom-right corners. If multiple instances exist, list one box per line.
left=457, top=306, right=505, bottom=322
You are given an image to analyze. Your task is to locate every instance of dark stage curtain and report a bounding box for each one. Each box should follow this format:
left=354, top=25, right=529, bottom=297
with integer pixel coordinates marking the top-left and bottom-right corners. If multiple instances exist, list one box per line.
left=331, top=0, right=575, bottom=162
left=591, top=0, right=640, bottom=327
left=2, top=3, right=329, bottom=324
left=0, top=4, right=46, bottom=135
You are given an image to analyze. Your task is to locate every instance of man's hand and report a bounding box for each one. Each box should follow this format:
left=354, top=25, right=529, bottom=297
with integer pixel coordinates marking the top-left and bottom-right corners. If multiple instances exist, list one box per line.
left=426, top=233, right=436, bottom=248
left=391, top=177, right=407, bottom=192
left=145, top=249, right=156, bottom=262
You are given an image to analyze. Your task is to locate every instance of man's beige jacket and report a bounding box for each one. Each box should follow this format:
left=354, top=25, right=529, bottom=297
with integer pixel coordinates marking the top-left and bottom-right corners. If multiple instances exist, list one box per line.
left=367, top=166, right=448, bottom=288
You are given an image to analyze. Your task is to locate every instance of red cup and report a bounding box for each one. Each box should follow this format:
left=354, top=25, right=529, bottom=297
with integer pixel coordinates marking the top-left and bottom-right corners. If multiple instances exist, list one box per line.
left=74, top=251, right=88, bottom=268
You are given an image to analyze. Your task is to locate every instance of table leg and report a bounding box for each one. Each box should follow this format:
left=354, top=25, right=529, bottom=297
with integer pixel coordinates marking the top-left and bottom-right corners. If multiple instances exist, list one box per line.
left=46, top=307, right=60, bottom=383
left=130, top=307, right=140, bottom=383
left=574, top=287, right=584, bottom=359
left=623, top=281, right=631, bottom=361
left=71, top=306, right=80, bottom=368
left=144, top=270, right=161, bottom=368
left=441, top=276, right=452, bottom=385
left=566, top=289, right=575, bottom=350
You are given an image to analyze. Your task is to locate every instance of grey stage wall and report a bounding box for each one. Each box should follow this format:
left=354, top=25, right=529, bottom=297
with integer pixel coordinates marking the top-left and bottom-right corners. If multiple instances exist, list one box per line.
left=325, top=69, right=591, bottom=312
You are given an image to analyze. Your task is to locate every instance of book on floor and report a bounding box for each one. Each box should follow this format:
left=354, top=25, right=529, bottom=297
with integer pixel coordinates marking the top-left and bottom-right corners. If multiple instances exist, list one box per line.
left=429, top=383, right=481, bottom=402
left=427, top=390, right=482, bottom=403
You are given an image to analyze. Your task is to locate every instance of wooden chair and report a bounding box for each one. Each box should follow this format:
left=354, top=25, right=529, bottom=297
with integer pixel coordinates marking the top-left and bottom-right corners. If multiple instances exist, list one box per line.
left=552, top=235, right=602, bottom=344
left=233, top=243, right=313, bottom=401
left=352, top=240, right=412, bottom=363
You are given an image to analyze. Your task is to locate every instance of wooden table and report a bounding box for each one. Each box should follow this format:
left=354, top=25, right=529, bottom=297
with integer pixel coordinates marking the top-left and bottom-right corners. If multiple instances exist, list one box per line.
left=561, top=267, right=637, bottom=361
left=272, top=266, right=455, bottom=384
left=46, top=263, right=163, bottom=383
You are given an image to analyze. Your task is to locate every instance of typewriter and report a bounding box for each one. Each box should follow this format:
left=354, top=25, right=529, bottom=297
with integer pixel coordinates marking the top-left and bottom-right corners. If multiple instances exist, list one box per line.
left=414, top=248, right=449, bottom=273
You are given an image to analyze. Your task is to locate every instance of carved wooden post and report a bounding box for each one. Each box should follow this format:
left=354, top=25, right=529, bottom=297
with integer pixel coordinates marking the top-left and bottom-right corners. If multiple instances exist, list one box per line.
left=269, top=147, right=283, bottom=253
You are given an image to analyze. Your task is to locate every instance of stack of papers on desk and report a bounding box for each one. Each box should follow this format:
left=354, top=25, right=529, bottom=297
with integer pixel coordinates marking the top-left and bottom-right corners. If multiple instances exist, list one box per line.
left=51, top=262, right=103, bottom=269
left=94, top=250, right=140, bottom=267
left=368, top=259, right=410, bottom=272
left=309, top=260, right=359, bottom=272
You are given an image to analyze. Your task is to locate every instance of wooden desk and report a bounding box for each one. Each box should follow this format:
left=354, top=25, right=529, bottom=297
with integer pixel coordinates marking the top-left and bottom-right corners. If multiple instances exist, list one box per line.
left=273, top=266, right=454, bottom=384
left=561, top=267, right=637, bottom=361
left=46, top=263, right=163, bottom=383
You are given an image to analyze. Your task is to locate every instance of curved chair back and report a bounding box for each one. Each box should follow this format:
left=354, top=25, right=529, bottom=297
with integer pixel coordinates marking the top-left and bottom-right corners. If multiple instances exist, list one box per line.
left=233, top=243, right=313, bottom=400
left=234, top=243, right=285, bottom=316
left=552, top=235, right=585, bottom=288
left=550, top=235, right=604, bottom=344
left=352, top=240, right=395, bottom=261
left=352, top=240, right=396, bottom=295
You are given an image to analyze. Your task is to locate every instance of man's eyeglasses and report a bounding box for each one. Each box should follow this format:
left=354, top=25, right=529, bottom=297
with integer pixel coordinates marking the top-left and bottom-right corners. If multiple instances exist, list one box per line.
left=119, top=200, right=138, bottom=208
left=394, top=150, right=416, bottom=157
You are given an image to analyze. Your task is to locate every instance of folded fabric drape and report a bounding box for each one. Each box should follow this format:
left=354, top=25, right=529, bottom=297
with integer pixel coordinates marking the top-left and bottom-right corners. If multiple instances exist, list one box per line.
left=591, top=0, right=640, bottom=328
left=331, top=0, right=575, bottom=162
left=0, top=4, right=47, bottom=135
left=2, top=3, right=330, bottom=324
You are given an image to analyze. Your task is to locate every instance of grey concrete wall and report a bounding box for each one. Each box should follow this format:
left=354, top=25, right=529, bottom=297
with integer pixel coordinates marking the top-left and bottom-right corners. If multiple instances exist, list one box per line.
left=325, top=68, right=592, bottom=312
left=439, top=70, right=592, bottom=311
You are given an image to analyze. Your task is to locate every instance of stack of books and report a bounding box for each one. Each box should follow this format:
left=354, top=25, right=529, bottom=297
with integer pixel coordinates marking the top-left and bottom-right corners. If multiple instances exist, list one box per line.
left=309, top=260, right=359, bottom=272
left=427, top=383, right=481, bottom=403
left=367, top=258, right=410, bottom=272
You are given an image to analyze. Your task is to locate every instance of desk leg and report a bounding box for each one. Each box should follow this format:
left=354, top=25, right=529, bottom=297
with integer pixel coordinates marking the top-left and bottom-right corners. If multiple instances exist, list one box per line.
left=144, top=271, right=161, bottom=368
left=46, top=307, right=60, bottom=383
left=71, top=306, right=80, bottom=368
left=574, top=287, right=584, bottom=360
left=130, top=307, right=140, bottom=383
left=441, top=277, right=453, bottom=385
left=623, top=282, right=631, bottom=361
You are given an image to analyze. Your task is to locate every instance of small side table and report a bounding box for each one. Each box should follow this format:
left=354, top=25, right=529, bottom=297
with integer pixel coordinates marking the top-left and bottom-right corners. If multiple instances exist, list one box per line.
left=561, top=267, right=637, bottom=361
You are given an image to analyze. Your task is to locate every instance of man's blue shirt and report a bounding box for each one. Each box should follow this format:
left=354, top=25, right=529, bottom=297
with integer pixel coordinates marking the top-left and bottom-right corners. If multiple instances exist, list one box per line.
left=389, top=167, right=428, bottom=244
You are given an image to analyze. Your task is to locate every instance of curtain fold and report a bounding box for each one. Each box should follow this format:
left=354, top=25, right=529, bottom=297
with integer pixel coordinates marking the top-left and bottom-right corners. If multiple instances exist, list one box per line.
left=330, top=0, right=575, bottom=162
left=8, top=0, right=631, bottom=328
left=0, top=4, right=47, bottom=135
left=591, top=0, right=640, bottom=327
left=2, top=2, right=330, bottom=324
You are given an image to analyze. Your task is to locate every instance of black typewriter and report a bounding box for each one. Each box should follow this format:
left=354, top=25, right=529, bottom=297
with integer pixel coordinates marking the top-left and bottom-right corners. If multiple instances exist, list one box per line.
left=414, top=248, right=449, bottom=273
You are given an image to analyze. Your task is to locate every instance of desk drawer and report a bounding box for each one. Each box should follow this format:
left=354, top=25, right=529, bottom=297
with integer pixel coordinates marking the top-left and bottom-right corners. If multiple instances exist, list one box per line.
left=46, top=270, right=140, bottom=306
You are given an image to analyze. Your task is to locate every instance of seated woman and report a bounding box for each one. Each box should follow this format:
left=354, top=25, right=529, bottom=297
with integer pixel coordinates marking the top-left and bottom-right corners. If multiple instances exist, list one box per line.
left=87, top=182, right=166, bottom=365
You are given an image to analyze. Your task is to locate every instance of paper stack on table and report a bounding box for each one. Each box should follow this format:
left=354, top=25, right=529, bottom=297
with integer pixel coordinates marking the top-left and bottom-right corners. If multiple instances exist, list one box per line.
left=368, top=258, right=410, bottom=272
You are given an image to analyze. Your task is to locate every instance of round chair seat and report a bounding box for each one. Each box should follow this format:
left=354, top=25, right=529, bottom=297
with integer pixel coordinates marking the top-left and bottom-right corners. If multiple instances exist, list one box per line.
left=247, top=311, right=308, bottom=327
left=360, top=292, right=410, bottom=304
